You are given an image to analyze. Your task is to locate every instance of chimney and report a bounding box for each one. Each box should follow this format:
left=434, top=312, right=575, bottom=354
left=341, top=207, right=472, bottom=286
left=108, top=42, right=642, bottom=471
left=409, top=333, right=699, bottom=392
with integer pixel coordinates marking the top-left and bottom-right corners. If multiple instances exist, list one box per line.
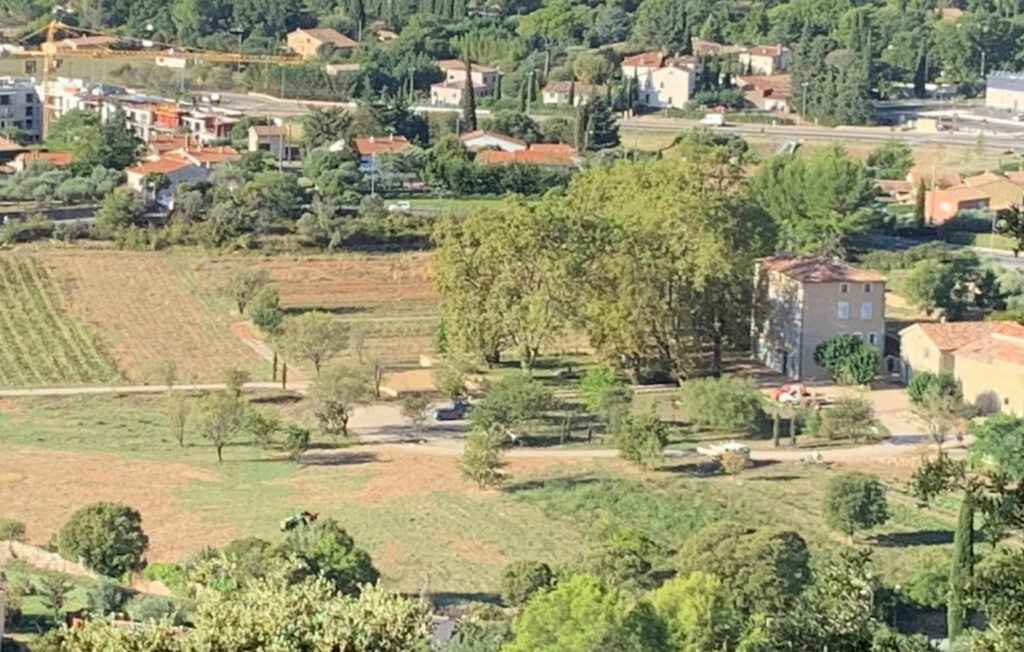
left=369, top=135, right=375, bottom=143
left=389, top=133, right=394, bottom=142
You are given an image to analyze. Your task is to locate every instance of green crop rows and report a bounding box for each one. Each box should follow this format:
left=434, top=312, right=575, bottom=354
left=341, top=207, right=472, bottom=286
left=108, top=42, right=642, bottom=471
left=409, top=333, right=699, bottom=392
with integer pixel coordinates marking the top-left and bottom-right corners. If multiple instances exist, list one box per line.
left=0, top=256, right=121, bottom=387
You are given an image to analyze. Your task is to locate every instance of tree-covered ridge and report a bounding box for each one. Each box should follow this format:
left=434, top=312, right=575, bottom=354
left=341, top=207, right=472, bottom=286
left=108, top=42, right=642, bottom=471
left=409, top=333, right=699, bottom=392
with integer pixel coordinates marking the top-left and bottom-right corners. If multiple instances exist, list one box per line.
left=7, top=0, right=1019, bottom=115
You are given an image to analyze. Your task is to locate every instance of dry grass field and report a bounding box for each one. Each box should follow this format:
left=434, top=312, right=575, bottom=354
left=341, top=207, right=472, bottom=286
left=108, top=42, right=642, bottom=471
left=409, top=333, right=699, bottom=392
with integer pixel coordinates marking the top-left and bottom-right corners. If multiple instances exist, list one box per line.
left=189, top=251, right=439, bottom=366
left=40, top=248, right=267, bottom=383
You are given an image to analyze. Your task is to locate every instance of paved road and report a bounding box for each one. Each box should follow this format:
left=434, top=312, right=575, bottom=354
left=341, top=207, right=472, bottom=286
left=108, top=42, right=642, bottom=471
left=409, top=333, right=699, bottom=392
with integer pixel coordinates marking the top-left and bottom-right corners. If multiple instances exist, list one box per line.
left=218, top=91, right=1024, bottom=149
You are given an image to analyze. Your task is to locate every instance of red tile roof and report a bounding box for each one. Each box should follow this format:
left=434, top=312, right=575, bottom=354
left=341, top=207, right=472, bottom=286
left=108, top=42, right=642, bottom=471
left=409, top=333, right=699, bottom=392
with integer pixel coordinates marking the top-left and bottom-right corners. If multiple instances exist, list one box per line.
left=745, top=45, right=786, bottom=57
left=176, top=145, right=239, bottom=164
left=954, top=332, right=1024, bottom=366
left=127, top=156, right=194, bottom=175
left=476, top=143, right=576, bottom=166
left=964, top=171, right=1005, bottom=187
left=622, top=51, right=665, bottom=68
left=909, top=321, right=1024, bottom=352
left=757, top=255, right=886, bottom=283
left=17, top=151, right=73, bottom=167
left=354, top=135, right=410, bottom=155
left=438, top=59, right=496, bottom=73
left=930, top=185, right=991, bottom=203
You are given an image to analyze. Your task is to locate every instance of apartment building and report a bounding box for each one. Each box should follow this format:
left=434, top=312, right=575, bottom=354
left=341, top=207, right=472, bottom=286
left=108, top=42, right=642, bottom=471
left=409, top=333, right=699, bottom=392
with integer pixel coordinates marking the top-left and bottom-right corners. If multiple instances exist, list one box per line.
left=753, top=255, right=886, bottom=380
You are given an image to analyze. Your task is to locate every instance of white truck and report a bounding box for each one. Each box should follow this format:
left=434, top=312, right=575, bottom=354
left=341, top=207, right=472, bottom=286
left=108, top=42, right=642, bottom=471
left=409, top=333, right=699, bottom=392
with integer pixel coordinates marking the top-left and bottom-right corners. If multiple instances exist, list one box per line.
left=699, top=113, right=726, bottom=127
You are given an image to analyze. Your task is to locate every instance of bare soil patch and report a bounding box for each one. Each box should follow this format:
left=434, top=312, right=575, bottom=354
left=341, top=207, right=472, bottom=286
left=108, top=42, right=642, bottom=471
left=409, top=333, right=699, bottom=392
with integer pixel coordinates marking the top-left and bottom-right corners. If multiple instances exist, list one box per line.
left=40, top=249, right=265, bottom=383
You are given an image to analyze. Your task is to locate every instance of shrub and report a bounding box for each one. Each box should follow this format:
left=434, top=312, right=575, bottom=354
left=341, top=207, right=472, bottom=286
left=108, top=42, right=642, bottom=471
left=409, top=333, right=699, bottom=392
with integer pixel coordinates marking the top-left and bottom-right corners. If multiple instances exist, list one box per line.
left=0, top=517, right=26, bottom=541
left=719, top=449, right=750, bottom=477
left=124, top=595, right=187, bottom=624
left=903, top=559, right=948, bottom=609
left=823, top=472, right=890, bottom=538
left=249, top=286, right=284, bottom=335
left=85, top=580, right=129, bottom=617
left=906, top=371, right=962, bottom=404
left=809, top=396, right=879, bottom=441
left=615, top=412, right=668, bottom=470
left=814, top=335, right=879, bottom=385
left=500, top=560, right=554, bottom=606
left=676, top=522, right=811, bottom=617
left=581, top=528, right=660, bottom=590
left=56, top=502, right=149, bottom=577
left=677, top=375, right=763, bottom=433
left=142, top=562, right=187, bottom=596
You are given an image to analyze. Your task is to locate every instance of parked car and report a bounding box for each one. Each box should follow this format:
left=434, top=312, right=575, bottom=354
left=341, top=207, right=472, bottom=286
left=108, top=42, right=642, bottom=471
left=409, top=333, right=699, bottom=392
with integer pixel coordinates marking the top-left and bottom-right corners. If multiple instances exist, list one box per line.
left=387, top=200, right=412, bottom=213
left=432, top=399, right=472, bottom=421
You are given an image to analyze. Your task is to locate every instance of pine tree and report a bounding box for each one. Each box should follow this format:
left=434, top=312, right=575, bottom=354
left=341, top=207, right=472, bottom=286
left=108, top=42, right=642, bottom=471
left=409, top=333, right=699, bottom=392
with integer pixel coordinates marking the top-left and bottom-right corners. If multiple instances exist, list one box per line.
left=461, top=59, right=477, bottom=132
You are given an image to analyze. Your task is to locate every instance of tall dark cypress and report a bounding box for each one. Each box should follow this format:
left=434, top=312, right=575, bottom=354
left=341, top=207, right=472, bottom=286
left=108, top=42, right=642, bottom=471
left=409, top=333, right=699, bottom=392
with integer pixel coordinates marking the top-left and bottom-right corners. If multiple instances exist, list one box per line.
left=948, top=493, right=974, bottom=640
left=461, top=60, right=477, bottom=132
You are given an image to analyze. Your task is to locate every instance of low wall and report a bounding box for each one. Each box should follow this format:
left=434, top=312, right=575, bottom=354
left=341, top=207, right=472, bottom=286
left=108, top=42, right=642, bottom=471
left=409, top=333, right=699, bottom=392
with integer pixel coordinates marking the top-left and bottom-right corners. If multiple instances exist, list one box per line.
left=0, top=540, right=96, bottom=578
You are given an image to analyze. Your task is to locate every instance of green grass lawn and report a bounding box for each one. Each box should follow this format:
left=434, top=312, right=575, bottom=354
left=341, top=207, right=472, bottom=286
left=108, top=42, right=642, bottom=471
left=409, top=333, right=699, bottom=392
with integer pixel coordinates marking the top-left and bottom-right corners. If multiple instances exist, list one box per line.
left=0, top=392, right=958, bottom=605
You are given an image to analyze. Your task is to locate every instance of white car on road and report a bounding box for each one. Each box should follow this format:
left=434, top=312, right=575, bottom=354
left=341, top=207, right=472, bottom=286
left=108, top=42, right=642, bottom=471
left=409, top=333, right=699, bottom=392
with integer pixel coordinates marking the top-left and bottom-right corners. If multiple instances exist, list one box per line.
left=387, top=201, right=412, bottom=213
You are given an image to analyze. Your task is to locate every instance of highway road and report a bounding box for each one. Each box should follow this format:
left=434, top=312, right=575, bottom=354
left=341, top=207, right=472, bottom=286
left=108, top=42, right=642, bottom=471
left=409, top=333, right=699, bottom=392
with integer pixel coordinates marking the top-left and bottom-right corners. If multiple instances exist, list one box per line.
left=217, top=91, right=1024, bottom=150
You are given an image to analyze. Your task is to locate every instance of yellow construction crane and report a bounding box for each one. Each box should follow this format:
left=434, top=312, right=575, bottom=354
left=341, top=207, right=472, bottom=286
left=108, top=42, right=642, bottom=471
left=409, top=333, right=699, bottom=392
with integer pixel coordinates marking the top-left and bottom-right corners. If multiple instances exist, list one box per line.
left=15, top=21, right=305, bottom=133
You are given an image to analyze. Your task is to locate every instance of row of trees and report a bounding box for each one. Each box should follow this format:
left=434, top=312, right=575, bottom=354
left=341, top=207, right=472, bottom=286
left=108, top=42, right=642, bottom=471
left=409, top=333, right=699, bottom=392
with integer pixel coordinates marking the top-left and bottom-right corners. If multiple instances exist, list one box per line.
left=435, top=144, right=880, bottom=381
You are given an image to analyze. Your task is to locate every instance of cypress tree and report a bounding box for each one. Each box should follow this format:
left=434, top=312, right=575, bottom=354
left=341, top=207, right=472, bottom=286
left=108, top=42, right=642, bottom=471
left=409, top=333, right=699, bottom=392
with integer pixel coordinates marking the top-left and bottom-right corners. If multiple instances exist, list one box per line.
left=517, top=81, right=527, bottom=112
left=948, top=494, right=974, bottom=640
left=567, top=80, right=575, bottom=107
left=461, top=59, right=477, bottom=132
left=574, top=101, right=587, bottom=150
left=915, top=178, right=926, bottom=227
left=585, top=95, right=619, bottom=150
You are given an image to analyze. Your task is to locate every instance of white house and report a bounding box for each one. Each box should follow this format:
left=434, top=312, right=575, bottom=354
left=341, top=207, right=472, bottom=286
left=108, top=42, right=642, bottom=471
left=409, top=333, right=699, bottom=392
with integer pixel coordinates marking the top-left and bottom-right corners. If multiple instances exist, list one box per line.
left=459, top=130, right=526, bottom=152
left=621, top=51, right=697, bottom=109
left=125, top=155, right=208, bottom=207
left=430, top=60, right=497, bottom=105
left=738, top=45, right=791, bottom=76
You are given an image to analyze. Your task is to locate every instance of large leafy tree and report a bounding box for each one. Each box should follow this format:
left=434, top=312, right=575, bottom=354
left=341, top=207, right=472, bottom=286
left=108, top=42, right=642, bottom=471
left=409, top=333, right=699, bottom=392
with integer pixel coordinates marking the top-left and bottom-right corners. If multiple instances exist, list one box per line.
left=56, top=502, right=149, bottom=577
left=505, top=574, right=666, bottom=652
left=631, top=0, right=690, bottom=53
left=433, top=200, right=576, bottom=369
left=566, top=157, right=774, bottom=379
left=748, top=146, right=875, bottom=256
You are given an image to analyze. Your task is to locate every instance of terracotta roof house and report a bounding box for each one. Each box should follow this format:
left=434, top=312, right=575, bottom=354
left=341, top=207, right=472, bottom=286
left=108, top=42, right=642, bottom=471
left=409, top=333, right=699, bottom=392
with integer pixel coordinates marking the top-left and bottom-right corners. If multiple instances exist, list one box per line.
left=736, top=74, right=792, bottom=112
left=476, top=143, right=577, bottom=167
left=753, top=255, right=886, bottom=379
left=10, top=150, right=73, bottom=172
left=964, top=171, right=1006, bottom=187
left=972, top=178, right=1024, bottom=210
left=621, top=51, right=665, bottom=70
left=354, top=135, right=410, bottom=173
left=126, top=155, right=209, bottom=207
left=923, top=185, right=991, bottom=224
left=753, top=252, right=888, bottom=378
left=542, top=81, right=607, bottom=106
left=901, top=321, right=1024, bottom=414
left=172, top=145, right=240, bottom=167
left=430, top=60, right=498, bottom=105
left=286, top=27, right=358, bottom=60
left=738, top=44, right=790, bottom=75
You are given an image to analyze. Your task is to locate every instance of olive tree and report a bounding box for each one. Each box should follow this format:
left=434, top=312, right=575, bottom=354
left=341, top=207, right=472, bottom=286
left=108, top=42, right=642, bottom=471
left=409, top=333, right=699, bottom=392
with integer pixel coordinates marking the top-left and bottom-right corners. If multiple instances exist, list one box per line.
left=56, top=502, right=149, bottom=577
left=281, top=311, right=349, bottom=374
left=226, top=267, right=271, bottom=315
left=308, top=365, right=371, bottom=440
left=823, top=472, right=890, bottom=541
